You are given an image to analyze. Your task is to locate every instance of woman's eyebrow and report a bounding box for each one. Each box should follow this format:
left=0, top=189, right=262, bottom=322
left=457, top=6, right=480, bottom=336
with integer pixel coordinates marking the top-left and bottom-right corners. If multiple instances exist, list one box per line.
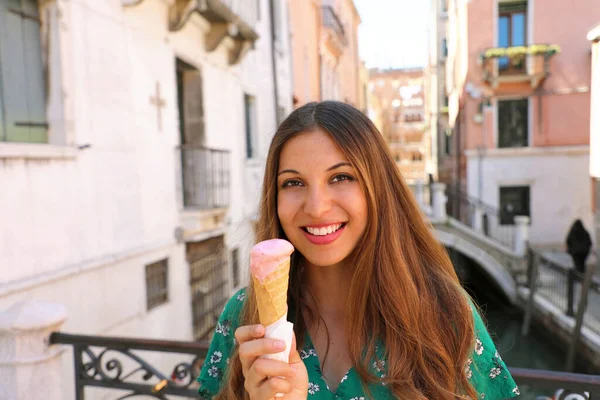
left=326, top=162, right=352, bottom=171
left=277, top=162, right=352, bottom=177
left=277, top=169, right=299, bottom=176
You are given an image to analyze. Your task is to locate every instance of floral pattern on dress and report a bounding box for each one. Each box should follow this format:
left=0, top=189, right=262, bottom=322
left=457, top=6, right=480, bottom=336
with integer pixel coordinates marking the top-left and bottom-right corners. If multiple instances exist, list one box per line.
left=197, top=289, right=520, bottom=400
left=215, top=320, right=231, bottom=337
left=308, top=382, right=320, bottom=395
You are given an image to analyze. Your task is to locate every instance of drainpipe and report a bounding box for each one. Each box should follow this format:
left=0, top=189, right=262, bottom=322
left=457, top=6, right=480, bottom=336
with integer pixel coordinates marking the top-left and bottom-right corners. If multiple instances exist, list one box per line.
left=269, top=0, right=280, bottom=124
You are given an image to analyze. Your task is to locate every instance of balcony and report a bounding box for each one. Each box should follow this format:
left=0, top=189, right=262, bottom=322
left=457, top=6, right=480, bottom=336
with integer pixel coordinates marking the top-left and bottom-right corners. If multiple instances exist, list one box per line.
left=321, top=6, right=347, bottom=58
left=397, top=161, right=426, bottom=183
left=178, top=146, right=230, bottom=241
left=125, top=0, right=259, bottom=64
left=479, top=45, right=560, bottom=90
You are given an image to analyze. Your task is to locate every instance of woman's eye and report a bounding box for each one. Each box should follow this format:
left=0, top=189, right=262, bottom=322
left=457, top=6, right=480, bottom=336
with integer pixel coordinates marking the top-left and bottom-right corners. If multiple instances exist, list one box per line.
left=281, top=179, right=303, bottom=188
left=331, top=174, right=354, bottom=183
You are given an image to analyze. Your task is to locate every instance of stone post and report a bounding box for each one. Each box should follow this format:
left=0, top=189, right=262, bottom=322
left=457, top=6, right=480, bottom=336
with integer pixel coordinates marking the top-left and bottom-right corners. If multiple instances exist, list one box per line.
left=0, top=301, right=67, bottom=400
left=431, top=183, right=447, bottom=220
left=473, top=206, right=484, bottom=232
left=514, top=216, right=530, bottom=256
left=414, top=179, right=425, bottom=207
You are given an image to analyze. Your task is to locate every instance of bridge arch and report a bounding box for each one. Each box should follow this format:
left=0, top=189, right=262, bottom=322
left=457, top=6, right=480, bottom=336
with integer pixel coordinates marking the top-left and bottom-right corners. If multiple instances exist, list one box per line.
left=435, top=230, right=518, bottom=305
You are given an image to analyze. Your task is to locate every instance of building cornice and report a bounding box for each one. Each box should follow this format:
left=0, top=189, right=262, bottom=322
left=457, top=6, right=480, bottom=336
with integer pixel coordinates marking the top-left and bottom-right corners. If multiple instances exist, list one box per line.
left=465, top=145, right=590, bottom=159
left=588, top=24, right=600, bottom=42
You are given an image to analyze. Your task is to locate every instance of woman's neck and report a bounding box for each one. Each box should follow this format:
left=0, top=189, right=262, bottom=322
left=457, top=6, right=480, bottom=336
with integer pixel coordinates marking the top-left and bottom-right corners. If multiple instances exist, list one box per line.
left=303, top=261, right=353, bottom=317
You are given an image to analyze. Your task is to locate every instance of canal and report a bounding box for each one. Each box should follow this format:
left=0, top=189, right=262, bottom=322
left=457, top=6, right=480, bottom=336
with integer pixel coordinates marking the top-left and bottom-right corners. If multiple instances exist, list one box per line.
left=464, top=263, right=595, bottom=400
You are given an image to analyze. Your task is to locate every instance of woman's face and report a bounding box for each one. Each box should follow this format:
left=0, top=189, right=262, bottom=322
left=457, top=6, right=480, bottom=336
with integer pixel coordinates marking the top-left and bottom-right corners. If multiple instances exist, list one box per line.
left=276, top=129, right=368, bottom=268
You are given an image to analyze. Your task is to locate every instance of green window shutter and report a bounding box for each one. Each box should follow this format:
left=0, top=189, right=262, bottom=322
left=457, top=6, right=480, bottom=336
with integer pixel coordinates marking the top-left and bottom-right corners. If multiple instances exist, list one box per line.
left=499, top=1, right=527, bottom=13
left=0, top=0, right=47, bottom=143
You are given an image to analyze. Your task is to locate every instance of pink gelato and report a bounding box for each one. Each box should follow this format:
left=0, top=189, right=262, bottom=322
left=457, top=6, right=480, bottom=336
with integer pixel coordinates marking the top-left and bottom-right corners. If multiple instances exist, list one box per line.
left=250, top=239, right=294, bottom=283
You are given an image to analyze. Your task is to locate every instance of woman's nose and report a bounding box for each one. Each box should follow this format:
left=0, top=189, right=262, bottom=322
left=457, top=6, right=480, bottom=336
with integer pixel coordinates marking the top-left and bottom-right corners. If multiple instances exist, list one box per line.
left=303, top=186, right=332, bottom=218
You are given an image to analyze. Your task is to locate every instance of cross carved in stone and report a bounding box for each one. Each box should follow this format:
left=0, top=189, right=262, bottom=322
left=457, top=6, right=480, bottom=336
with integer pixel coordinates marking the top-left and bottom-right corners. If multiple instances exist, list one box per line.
left=150, top=81, right=166, bottom=131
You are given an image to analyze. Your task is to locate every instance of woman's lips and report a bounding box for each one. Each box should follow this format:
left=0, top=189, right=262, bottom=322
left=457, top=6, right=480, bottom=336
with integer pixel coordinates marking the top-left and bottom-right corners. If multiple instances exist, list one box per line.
left=301, top=224, right=346, bottom=245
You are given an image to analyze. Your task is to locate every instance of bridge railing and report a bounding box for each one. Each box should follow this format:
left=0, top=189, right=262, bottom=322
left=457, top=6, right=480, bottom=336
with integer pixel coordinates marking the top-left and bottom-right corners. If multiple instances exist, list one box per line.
left=445, top=184, right=516, bottom=250
left=526, top=249, right=600, bottom=336
left=47, top=331, right=600, bottom=399
left=509, top=367, right=600, bottom=399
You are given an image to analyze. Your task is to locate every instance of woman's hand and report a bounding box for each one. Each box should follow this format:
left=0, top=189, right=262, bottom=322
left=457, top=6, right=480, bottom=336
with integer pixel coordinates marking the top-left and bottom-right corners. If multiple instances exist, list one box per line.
left=235, top=324, right=308, bottom=399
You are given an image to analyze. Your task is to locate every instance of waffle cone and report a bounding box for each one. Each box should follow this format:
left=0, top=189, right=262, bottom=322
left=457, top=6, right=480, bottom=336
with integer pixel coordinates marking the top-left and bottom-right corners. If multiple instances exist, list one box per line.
left=252, top=260, right=290, bottom=326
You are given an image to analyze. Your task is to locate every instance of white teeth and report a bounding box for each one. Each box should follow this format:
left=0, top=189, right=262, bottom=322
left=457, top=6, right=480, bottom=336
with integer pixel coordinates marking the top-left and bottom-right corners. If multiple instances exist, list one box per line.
left=306, top=224, right=342, bottom=236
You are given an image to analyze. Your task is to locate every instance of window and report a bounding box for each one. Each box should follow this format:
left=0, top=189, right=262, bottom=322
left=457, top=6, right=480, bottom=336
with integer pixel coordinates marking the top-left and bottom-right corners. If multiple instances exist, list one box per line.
left=272, top=0, right=282, bottom=42
left=0, top=0, right=47, bottom=143
left=244, top=94, right=258, bottom=158
left=231, top=248, right=240, bottom=288
left=499, top=186, right=530, bottom=225
left=498, top=1, right=527, bottom=71
left=145, top=259, right=169, bottom=310
left=444, top=127, right=453, bottom=155
left=498, top=99, right=528, bottom=148
left=177, top=59, right=205, bottom=147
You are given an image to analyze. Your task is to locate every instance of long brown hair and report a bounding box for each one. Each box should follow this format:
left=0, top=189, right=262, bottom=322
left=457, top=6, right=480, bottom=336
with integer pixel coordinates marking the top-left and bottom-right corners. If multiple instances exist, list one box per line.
left=217, top=101, right=478, bottom=399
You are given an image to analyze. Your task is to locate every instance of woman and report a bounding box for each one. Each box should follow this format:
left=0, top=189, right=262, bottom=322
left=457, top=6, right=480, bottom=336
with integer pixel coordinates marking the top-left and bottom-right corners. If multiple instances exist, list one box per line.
left=566, top=219, right=592, bottom=275
left=197, top=101, right=519, bottom=399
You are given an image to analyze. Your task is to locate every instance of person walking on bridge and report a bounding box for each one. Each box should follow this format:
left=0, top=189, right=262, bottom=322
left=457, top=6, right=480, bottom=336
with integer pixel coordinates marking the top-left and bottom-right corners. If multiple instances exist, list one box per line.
left=566, top=219, right=592, bottom=275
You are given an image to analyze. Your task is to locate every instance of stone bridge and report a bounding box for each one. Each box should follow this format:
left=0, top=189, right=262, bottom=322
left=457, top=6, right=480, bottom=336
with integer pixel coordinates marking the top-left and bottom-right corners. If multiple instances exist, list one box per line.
left=411, top=182, right=530, bottom=305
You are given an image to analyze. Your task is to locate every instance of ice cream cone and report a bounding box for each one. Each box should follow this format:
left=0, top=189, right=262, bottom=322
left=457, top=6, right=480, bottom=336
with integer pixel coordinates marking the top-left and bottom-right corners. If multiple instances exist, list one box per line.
left=252, top=259, right=290, bottom=326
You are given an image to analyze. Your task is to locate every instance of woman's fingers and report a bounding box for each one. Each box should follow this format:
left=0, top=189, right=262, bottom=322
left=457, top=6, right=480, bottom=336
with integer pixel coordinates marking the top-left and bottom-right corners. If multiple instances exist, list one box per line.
left=239, top=337, right=287, bottom=374
left=235, top=324, right=265, bottom=345
left=246, top=358, right=298, bottom=382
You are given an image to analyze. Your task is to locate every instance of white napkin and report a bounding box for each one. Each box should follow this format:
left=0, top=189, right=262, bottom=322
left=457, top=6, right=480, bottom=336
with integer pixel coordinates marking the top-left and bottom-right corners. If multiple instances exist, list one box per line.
left=261, top=313, right=294, bottom=397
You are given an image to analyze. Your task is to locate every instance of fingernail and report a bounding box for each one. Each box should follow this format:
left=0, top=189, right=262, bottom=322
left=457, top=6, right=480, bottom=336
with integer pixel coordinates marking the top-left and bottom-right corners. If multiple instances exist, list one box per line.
left=274, top=340, right=286, bottom=350
left=254, top=325, right=262, bottom=335
left=290, top=366, right=298, bottom=376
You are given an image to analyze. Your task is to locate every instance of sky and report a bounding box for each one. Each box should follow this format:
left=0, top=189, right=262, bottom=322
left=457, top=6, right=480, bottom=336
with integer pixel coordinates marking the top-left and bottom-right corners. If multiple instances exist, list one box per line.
left=353, top=0, right=430, bottom=70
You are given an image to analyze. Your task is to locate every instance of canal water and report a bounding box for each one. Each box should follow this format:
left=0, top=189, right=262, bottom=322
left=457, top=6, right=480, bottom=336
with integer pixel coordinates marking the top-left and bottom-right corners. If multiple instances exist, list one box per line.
left=466, top=281, right=593, bottom=399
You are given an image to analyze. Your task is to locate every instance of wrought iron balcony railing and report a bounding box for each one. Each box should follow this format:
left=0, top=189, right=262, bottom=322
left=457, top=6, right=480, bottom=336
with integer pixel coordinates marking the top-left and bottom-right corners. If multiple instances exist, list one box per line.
left=322, top=6, right=347, bottom=46
left=179, top=146, right=230, bottom=210
left=48, top=331, right=600, bottom=399
left=48, top=332, right=210, bottom=400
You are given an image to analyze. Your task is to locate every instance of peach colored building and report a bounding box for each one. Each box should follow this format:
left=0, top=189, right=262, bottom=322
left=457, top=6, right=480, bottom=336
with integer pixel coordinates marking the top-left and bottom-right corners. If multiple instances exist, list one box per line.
left=369, top=68, right=428, bottom=183
left=288, top=0, right=361, bottom=107
left=445, top=0, right=598, bottom=246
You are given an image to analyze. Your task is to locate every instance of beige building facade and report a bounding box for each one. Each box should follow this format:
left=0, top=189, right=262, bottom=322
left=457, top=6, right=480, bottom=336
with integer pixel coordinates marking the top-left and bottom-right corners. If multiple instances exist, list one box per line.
left=289, top=0, right=361, bottom=106
left=369, top=68, right=428, bottom=184
left=589, top=23, right=600, bottom=255
left=444, top=0, right=598, bottom=246
left=425, top=0, right=450, bottom=182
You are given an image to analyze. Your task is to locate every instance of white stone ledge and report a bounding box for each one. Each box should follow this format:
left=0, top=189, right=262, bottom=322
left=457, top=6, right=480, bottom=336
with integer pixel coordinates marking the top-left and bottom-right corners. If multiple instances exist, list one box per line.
left=0, top=239, right=177, bottom=299
left=465, top=145, right=589, bottom=159
left=0, top=143, right=78, bottom=160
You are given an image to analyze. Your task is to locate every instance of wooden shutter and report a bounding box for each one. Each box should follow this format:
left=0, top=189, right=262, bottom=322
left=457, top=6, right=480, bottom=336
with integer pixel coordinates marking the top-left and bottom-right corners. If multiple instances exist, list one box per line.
left=499, top=1, right=527, bottom=13
left=0, top=0, right=47, bottom=143
left=182, top=70, right=204, bottom=146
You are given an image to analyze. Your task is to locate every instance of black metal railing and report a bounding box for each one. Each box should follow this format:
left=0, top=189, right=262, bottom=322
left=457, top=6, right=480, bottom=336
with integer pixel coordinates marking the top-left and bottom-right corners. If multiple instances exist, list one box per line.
left=47, top=331, right=600, bottom=400
left=49, top=332, right=210, bottom=400
left=527, top=249, right=600, bottom=336
left=509, top=367, right=600, bottom=399
left=179, top=146, right=230, bottom=210
left=446, top=184, right=516, bottom=250
left=322, top=6, right=347, bottom=45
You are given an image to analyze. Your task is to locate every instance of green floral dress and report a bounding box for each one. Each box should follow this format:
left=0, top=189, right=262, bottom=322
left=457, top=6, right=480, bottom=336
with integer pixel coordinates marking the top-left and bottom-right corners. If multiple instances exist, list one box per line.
left=197, top=289, right=520, bottom=400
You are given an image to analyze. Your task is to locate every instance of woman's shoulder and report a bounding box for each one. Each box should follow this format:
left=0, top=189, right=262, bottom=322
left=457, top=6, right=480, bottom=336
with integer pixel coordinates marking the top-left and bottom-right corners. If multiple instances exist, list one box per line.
left=197, top=287, right=248, bottom=399
left=467, top=301, right=520, bottom=399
